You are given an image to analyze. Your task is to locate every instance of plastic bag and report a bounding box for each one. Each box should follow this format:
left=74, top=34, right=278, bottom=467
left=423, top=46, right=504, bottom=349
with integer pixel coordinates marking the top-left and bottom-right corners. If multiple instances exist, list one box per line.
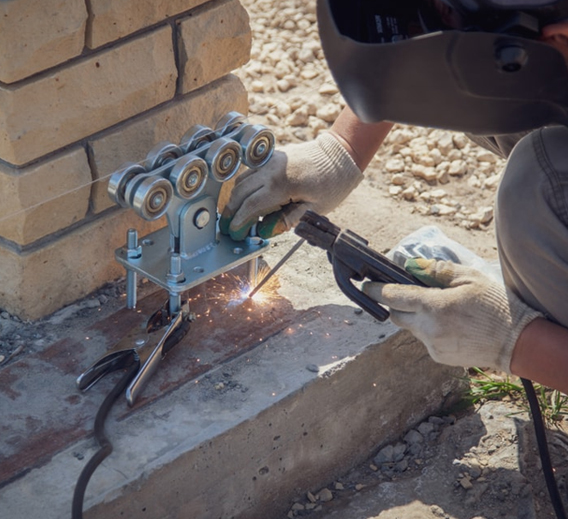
left=387, top=225, right=503, bottom=284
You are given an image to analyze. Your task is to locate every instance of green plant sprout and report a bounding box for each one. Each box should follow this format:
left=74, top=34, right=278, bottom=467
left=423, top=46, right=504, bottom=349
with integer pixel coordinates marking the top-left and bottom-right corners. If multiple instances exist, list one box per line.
left=465, top=367, right=568, bottom=428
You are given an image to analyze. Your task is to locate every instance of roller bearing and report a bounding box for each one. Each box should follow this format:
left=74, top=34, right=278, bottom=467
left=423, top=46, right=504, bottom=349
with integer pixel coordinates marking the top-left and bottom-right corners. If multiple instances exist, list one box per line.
left=215, top=111, right=247, bottom=136
left=238, top=125, right=275, bottom=169
left=205, top=137, right=242, bottom=182
left=170, top=155, right=208, bottom=200
left=180, top=125, right=215, bottom=154
left=108, top=162, right=147, bottom=207
left=131, top=176, right=173, bottom=220
left=144, top=141, right=183, bottom=171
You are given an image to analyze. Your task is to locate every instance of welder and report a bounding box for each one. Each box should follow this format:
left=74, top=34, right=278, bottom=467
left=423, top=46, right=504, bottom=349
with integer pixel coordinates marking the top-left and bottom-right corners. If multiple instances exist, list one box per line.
left=221, top=0, right=568, bottom=395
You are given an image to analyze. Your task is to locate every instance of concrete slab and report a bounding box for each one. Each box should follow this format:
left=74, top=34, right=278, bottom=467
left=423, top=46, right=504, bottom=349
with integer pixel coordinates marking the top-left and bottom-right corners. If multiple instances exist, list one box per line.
left=0, top=231, right=465, bottom=519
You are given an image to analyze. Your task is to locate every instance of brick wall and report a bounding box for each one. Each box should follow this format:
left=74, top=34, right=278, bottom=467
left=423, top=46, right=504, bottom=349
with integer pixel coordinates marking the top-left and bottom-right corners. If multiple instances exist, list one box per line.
left=0, top=0, right=251, bottom=320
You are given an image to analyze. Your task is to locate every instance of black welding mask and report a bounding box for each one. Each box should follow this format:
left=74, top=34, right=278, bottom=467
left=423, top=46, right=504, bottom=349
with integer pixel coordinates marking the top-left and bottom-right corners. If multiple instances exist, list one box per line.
left=317, top=0, right=568, bottom=134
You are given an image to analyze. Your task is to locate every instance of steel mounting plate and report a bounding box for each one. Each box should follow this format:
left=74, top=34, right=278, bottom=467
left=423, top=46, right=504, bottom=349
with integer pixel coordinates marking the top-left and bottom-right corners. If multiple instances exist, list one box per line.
left=116, top=226, right=269, bottom=294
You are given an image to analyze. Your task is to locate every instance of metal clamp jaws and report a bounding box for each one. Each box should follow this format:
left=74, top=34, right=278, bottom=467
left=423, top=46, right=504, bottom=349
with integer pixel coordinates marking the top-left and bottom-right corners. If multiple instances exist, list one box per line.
left=295, top=210, right=426, bottom=322
left=77, top=301, right=192, bottom=406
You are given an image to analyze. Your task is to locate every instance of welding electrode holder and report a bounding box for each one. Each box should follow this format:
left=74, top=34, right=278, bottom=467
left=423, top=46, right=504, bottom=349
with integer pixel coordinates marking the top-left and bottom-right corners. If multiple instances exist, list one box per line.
left=295, top=210, right=426, bottom=321
left=76, top=300, right=192, bottom=406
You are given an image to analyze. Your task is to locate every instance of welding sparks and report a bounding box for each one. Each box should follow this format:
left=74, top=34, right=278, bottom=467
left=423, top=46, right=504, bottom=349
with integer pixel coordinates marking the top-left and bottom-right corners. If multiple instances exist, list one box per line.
left=247, top=265, right=281, bottom=302
left=181, top=267, right=283, bottom=344
left=207, top=265, right=281, bottom=309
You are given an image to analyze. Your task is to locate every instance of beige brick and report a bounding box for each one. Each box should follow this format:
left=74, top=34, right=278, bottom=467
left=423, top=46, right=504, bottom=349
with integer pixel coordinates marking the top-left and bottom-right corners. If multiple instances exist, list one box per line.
left=0, top=26, right=177, bottom=166
left=0, top=148, right=91, bottom=246
left=89, top=74, right=248, bottom=213
left=0, top=211, right=162, bottom=320
left=87, top=0, right=209, bottom=48
left=178, top=0, right=251, bottom=94
left=0, top=0, right=87, bottom=84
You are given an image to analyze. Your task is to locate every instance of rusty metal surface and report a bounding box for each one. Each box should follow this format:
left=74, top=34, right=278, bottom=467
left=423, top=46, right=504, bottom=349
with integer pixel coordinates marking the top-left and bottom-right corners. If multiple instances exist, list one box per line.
left=0, top=268, right=305, bottom=487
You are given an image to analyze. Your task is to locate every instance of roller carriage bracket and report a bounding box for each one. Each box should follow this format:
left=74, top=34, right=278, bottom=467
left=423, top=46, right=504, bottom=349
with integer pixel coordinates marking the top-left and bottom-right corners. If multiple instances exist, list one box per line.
left=107, top=111, right=275, bottom=315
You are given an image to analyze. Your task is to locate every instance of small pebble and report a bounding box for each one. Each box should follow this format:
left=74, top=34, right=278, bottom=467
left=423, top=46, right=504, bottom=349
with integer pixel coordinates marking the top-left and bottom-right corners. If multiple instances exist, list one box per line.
left=317, top=488, right=333, bottom=502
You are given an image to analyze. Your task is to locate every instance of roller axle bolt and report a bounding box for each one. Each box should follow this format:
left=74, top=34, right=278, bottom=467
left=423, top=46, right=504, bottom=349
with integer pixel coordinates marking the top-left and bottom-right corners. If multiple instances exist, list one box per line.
left=194, top=209, right=211, bottom=229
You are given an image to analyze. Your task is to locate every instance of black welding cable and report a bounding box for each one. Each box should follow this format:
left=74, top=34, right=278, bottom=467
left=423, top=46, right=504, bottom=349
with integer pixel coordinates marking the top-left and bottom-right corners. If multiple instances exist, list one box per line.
left=72, top=362, right=139, bottom=519
left=521, top=377, right=567, bottom=519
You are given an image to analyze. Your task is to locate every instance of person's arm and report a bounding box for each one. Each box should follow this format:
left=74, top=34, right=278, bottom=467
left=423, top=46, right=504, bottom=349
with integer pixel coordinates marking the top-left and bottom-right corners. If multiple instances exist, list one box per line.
left=329, top=106, right=394, bottom=170
left=511, top=318, right=568, bottom=394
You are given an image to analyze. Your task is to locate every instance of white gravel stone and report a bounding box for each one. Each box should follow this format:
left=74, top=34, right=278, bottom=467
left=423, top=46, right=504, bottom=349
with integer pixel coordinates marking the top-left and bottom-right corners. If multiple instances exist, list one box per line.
left=430, top=189, right=447, bottom=199
left=251, top=80, right=265, bottom=92
left=449, top=160, right=468, bottom=176
left=453, top=133, right=469, bottom=149
left=386, top=159, right=405, bottom=173
left=437, top=134, right=455, bottom=154
left=316, top=103, right=342, bottom=123
left=411, top=164, right=437, bottom=182
left=287, top=107, right=309, bottom=126
left=402, top=186, right=417, bottom=201
left=476, top=150, right=498, bottom=163
left=391, top=173, right=406, bottom=185
left=437, top=170, right=450, bottom=184
left=276, top=79, right=293, bottom=92
left=484, top=175, right=501, bottom=189
left=319, top=83, right=339, bottom=95
left=388, top=128, right=415, bottom=146
left=431, top=204, right=458, bottom=216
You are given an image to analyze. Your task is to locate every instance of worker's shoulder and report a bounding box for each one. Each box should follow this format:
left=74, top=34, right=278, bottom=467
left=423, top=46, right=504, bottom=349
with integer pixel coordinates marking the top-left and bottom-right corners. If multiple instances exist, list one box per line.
left=513, top=126, right=568, bottom=170
left=519, top=126, right=568, bottom=170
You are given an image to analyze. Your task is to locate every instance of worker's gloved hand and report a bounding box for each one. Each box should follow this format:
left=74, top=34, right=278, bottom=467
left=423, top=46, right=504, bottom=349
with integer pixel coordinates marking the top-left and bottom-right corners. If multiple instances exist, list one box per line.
left=219, top=133, right=362, bottom=241
left=362, top=258, right=543, bottom=373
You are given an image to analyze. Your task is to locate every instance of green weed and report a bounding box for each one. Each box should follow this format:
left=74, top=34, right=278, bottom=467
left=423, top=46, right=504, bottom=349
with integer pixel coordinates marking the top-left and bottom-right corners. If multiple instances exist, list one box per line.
left=465, top=368, right=568, bottom=429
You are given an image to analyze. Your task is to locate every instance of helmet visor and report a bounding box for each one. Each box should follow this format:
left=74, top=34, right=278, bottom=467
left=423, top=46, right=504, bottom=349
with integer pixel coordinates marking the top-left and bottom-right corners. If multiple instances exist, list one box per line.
left=334, top=0, right=568, bottom=45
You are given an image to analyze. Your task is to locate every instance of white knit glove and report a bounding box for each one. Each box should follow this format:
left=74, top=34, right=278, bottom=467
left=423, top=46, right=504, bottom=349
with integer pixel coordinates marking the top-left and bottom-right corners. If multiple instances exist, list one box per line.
left=362, top=258, right=543, bottom=373
left=219, top=133, right=362, bottom=240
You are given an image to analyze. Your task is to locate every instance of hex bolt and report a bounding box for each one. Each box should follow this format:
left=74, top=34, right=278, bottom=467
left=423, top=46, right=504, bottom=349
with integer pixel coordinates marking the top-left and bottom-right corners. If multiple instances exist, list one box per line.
left=126, top=228, right=142, bottom=259
left=125, top=228, right=141, bottom=309
left=496, top=45, right=528, bottom=73
left=223, top=155, right=233, bottom=169
left=167, top=253, right=186, bottom=284
left=194, top=208, right=211, bottom=229
left=255, top=141, right=267, bottom=156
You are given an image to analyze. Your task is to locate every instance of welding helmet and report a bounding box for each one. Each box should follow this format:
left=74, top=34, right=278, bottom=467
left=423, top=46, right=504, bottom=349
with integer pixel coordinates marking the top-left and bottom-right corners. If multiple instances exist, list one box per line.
left=317, top=0, right=568, bottom=134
